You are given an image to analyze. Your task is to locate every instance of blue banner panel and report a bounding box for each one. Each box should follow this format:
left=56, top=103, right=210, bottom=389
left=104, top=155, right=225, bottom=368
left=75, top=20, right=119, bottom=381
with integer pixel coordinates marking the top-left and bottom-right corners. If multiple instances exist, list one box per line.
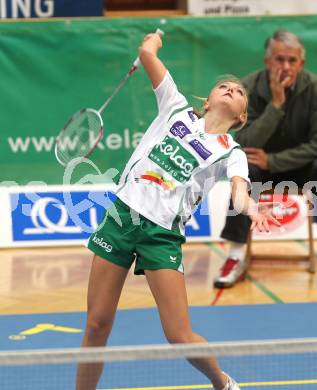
left=0, top=0, right=103, bottom=18
left=10, top=190, right=211, bottom=242
left=185, top=200, right=211, bottom=237
left=11, top=191, right=116, bottom=241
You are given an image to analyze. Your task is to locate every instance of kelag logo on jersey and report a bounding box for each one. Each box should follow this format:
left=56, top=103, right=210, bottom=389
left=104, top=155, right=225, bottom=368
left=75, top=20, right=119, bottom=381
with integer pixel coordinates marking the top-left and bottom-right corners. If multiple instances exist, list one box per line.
left=149, top=136, right=199, bottom=182
left=10, top=191, right=116, bottom=241
left=185, top=199, right=211, bottom=238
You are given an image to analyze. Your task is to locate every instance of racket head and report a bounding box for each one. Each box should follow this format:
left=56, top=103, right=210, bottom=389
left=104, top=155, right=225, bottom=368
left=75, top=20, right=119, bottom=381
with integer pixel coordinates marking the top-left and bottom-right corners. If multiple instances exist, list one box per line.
left=55, top=108, right=103, bottom=167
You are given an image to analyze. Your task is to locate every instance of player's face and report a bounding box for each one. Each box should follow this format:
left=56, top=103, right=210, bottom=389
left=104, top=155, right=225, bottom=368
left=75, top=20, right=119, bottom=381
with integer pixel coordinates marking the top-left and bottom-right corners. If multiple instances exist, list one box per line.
left=265, top=41, right=304, bottom=88
left=206, top=81, right=247, bottom=125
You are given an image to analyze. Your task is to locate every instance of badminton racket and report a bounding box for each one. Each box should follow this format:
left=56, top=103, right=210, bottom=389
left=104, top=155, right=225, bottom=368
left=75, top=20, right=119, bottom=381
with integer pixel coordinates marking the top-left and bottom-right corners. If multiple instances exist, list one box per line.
left=55, top=28, right=164, bottom=166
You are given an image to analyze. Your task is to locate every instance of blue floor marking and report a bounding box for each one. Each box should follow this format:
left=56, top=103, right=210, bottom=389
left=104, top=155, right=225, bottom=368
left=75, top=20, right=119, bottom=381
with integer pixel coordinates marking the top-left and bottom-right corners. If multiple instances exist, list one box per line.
left=1, top=302, right=317, bottom=350
left=1, top=303, right=317, bottom=389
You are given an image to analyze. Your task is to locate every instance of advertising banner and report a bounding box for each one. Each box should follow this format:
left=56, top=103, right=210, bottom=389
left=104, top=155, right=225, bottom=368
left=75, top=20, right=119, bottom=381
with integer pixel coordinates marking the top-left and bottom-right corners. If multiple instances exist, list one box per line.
left=11, top=191, right=115, bottom=242
left=5, top=185, right=211, bottom=247
left=206, top=181, right=314, bottom=242
left=0, top=0, right=103, bottom=18
left=1, top=16, right=317, bottom=186
left=0, top=183, right=314, bottom=248
left=188, top=0, right=317, bottom=17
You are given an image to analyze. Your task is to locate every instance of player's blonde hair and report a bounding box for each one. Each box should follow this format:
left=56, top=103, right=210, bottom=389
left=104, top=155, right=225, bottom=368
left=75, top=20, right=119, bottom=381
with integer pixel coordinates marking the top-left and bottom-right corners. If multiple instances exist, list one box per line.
left=193, top=75, right=248, bottom=130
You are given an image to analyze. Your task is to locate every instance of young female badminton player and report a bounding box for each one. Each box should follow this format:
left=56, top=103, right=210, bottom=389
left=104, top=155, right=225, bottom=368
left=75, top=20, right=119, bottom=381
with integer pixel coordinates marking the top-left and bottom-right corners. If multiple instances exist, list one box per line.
left=76, top=32, right=281, bottom=390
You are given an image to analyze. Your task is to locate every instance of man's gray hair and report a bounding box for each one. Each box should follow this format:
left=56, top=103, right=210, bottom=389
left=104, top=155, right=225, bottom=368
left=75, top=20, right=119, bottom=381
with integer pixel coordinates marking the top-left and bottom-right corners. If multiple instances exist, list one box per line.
left=264, top=30, right=305, bottom=60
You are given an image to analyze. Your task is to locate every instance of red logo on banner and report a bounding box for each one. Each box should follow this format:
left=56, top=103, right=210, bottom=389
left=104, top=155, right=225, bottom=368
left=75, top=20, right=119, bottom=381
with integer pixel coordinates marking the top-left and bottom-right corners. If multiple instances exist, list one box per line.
left=259, top=193, right=304, bottom=234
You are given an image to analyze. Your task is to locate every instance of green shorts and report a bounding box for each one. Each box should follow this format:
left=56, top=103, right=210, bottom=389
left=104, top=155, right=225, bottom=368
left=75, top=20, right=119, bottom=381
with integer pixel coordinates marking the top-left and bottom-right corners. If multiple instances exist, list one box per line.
left=87, top=198, right=186, bottom=275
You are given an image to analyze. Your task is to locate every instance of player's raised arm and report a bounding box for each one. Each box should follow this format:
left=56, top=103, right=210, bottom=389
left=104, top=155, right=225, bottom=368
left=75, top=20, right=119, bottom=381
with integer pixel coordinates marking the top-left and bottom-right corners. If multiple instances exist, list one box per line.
left=139, top=32, right=167, bottom=89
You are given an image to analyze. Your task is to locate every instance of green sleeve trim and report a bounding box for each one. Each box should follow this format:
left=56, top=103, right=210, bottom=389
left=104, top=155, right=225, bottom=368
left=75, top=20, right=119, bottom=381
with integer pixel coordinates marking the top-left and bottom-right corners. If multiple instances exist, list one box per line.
left=212, top=145, right=241, bottom=165
left=167, top=104, right=192, bottom=122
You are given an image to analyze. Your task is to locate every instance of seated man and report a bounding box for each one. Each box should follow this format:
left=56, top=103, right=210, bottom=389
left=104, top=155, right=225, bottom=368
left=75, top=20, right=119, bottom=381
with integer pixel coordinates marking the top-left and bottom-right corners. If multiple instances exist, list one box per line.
left=214, top=29, right=317, bottom=288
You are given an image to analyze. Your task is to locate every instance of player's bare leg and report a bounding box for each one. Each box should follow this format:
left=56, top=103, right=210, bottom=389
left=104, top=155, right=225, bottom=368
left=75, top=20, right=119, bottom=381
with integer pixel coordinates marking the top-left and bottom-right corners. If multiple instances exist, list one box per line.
left=76, top=256, right=129, bottom=390
left=145, top=269, right=229, bottom=390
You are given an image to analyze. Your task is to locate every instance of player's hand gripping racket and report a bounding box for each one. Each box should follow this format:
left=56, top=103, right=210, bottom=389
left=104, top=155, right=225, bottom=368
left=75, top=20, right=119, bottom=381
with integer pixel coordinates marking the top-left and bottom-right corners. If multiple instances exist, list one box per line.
left=55, top=28, right=164, bottom=167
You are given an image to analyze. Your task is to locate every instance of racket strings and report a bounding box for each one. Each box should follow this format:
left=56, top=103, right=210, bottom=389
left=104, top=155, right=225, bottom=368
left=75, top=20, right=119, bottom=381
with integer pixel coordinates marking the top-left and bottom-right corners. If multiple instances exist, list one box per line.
left=55, top=110, right=102, bottom=165
left=56, top=137, right=96, bottom=163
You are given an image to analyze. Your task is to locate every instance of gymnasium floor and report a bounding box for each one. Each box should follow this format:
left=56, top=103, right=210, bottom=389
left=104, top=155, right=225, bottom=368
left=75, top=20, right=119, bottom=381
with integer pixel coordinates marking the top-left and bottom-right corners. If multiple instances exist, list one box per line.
left=0, top=241, right=316, bottom=315
left=0, top=241, right=316, bottom=389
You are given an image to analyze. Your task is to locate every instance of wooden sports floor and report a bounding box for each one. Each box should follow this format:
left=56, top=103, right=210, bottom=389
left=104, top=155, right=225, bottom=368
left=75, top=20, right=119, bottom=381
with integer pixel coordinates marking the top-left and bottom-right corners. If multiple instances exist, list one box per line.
left=0, top=240, right=316, bottom=315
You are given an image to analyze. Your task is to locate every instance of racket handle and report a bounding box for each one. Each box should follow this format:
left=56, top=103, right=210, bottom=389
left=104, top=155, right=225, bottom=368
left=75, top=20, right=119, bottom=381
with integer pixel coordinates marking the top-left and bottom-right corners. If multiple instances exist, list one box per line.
left=155, top=28, right=165, bottom=37
left=133, top=57, right=141, bottom=68
left=132, top=28, right=165, bottom=68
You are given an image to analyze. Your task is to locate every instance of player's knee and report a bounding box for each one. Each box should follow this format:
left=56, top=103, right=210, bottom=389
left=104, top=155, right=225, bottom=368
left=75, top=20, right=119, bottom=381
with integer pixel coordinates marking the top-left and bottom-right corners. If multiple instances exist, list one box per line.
left=165, top=330, right=195, bottom=344
left=85, top=317, right=113, bottom=341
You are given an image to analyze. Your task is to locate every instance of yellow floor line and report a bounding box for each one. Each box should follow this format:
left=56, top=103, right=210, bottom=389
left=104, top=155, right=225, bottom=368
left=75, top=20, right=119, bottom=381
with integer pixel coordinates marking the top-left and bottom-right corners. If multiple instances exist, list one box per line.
left=99, top=378, right=317, bottom=390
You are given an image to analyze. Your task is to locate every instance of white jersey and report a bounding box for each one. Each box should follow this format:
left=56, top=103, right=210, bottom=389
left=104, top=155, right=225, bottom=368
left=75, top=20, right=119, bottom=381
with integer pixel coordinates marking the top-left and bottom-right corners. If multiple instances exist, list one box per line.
left=117, top=72, right=249, bottom=232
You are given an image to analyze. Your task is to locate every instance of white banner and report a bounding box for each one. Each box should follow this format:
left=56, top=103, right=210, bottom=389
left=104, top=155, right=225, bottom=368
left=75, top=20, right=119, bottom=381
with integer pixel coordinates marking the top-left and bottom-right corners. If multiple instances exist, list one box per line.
left=188, top=0, right=317, bottom=17
left=0, top=183, right=314, bottom=247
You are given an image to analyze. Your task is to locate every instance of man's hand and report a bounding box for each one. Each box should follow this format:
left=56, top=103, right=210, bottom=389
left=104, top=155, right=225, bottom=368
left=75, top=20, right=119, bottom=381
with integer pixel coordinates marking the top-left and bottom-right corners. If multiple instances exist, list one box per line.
left=269, top=66, right=291, bottom=109
left=244, top=147, right=269, bottom=170
left=248, top=202, right=281, bottom=232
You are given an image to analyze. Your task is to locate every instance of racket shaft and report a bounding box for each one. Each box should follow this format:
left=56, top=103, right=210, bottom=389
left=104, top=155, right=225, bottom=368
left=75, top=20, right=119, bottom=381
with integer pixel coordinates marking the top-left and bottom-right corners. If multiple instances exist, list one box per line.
left=98, top=28, right=164, bottom=114
left=98, top=70, right=135, bottom=114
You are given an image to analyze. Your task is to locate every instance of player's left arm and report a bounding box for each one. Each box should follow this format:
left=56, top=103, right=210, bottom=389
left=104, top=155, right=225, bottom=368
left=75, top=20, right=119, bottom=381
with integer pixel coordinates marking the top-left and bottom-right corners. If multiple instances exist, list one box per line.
left=230, top=176, right=253, bottom=217
left=231, top=176, right=281, bottom=232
